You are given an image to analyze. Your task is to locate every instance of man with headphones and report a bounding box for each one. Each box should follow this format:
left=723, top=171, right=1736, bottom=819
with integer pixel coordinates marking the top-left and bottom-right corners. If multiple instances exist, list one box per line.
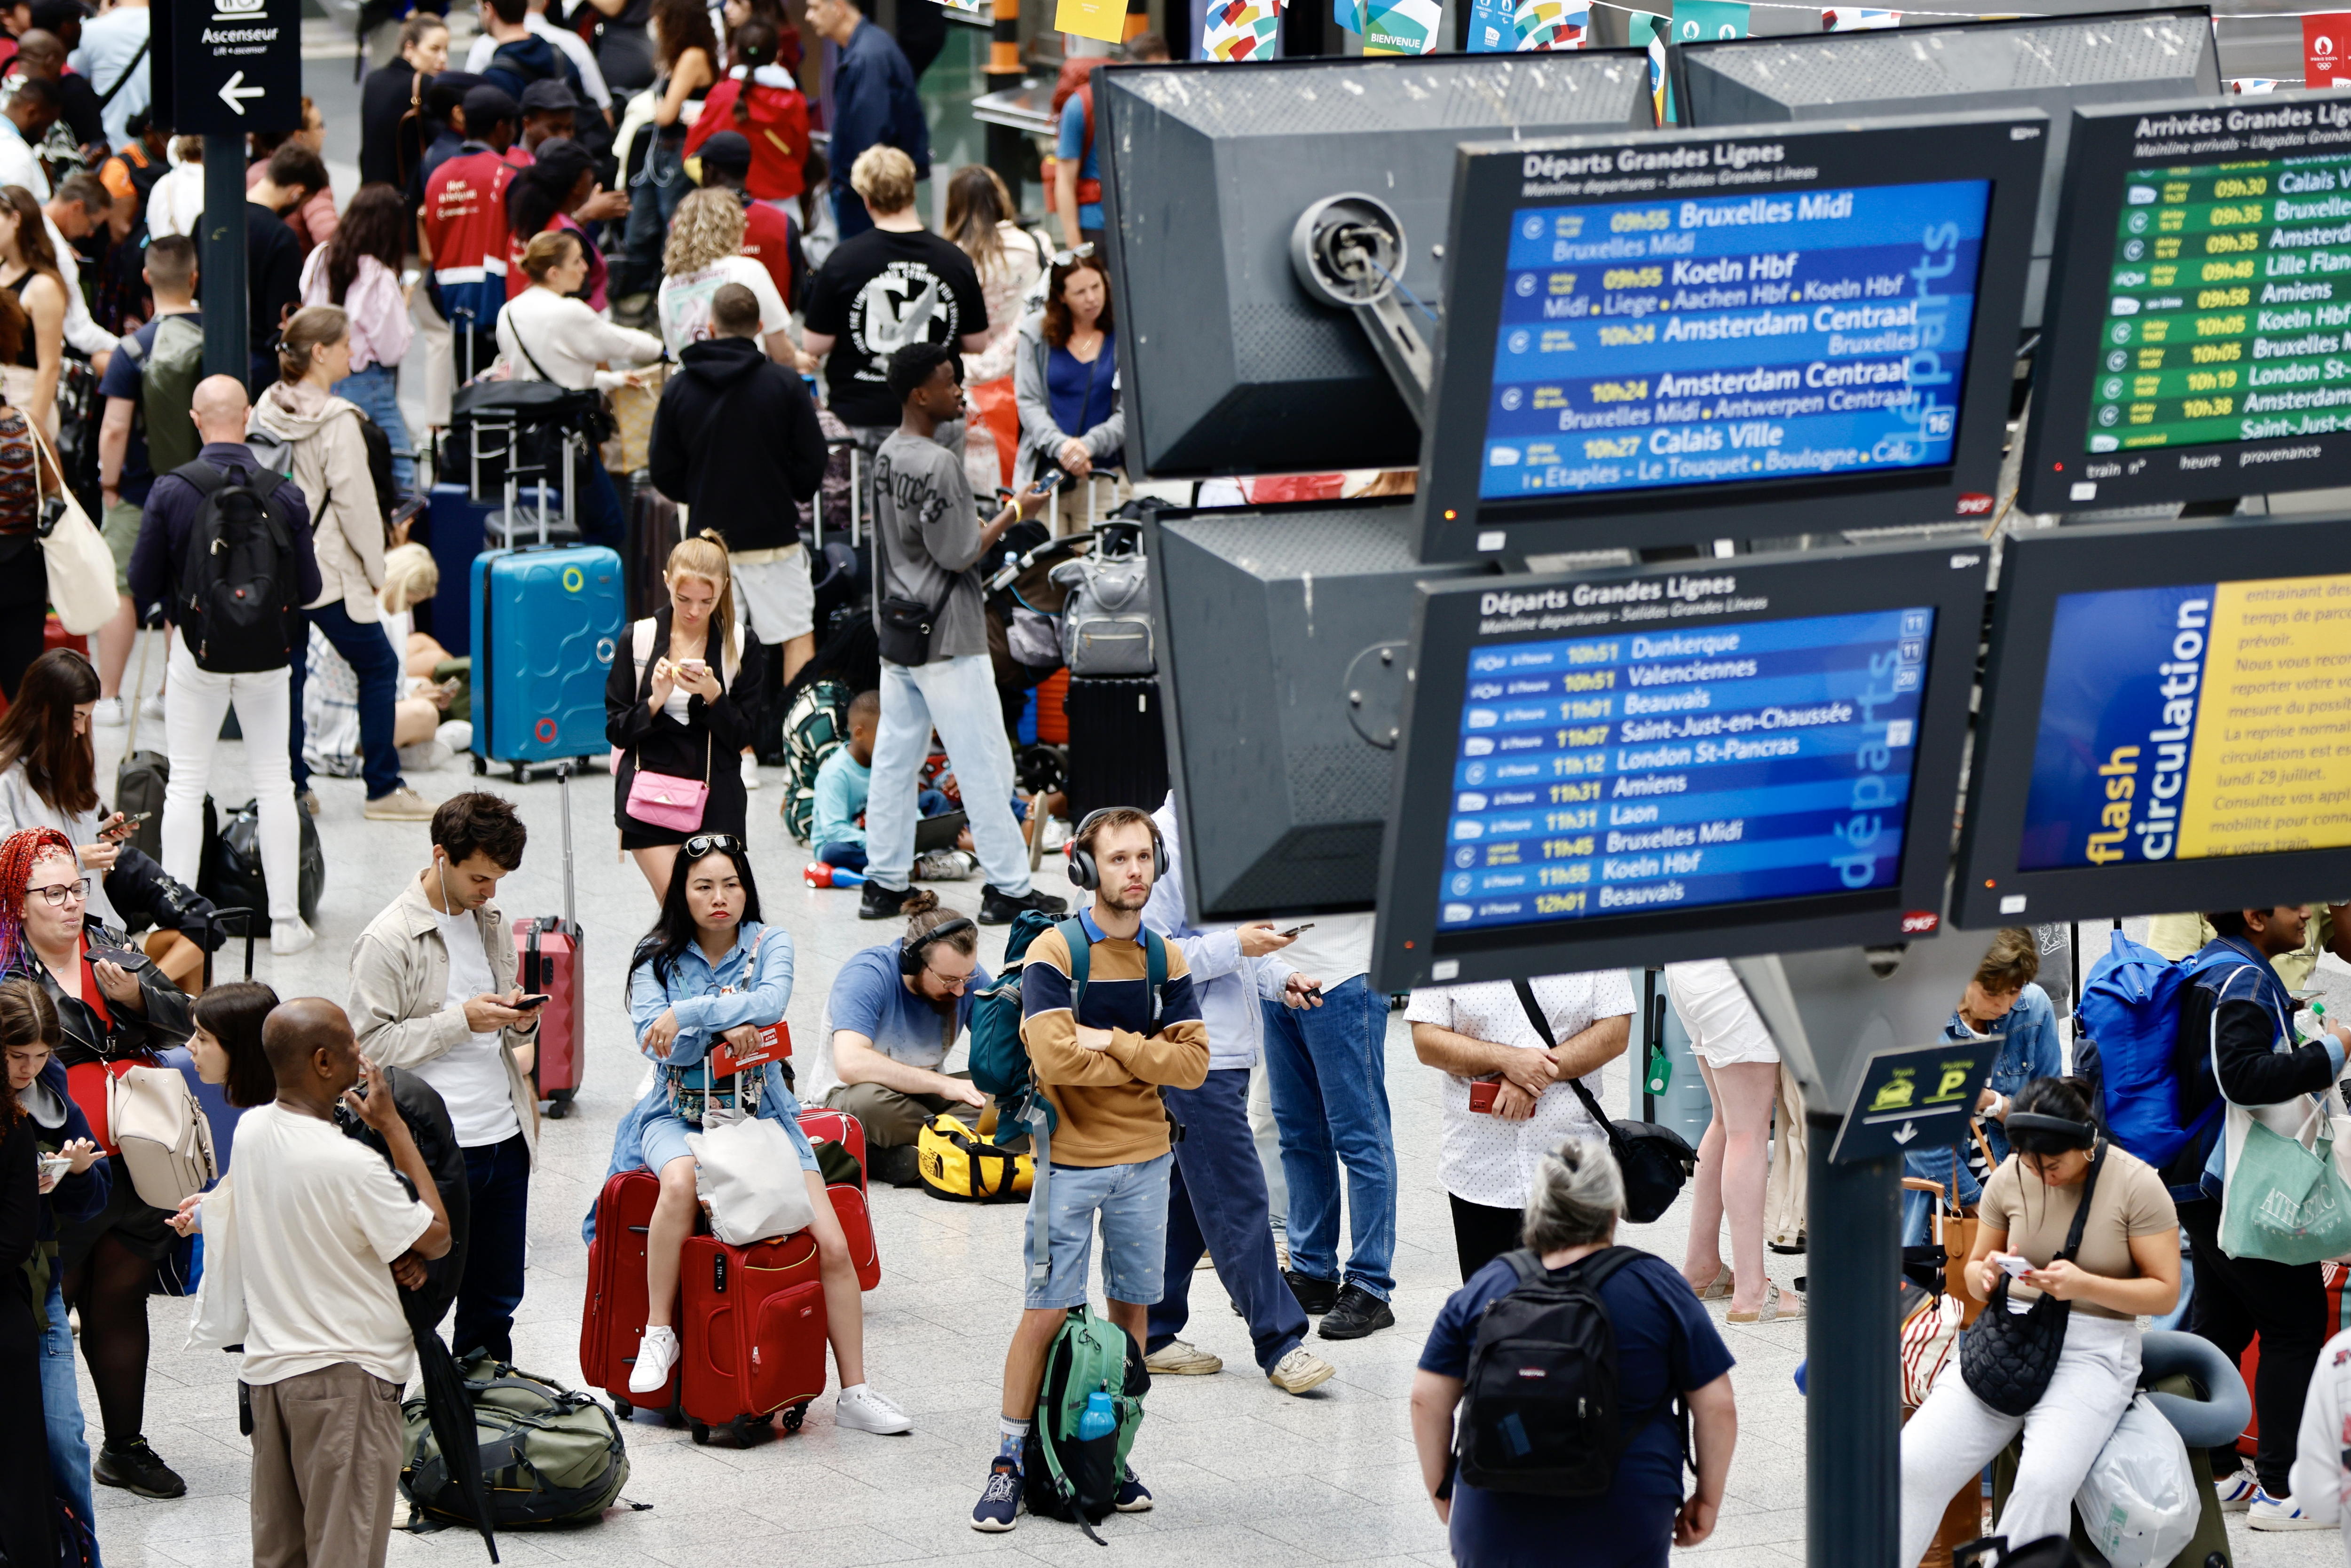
left=972, top=806, right=1210, bottom=1533
left=815, top=890, right=997, bottom=1187
left=347, top=792, right=543, bottom=1364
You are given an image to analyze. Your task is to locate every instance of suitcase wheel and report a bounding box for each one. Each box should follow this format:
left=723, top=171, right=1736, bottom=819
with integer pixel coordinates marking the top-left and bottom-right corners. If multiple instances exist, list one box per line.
left=471, top=754, right=488, bottom=775
left=781, top=1403, right=807, bottom=1434
left=730, top=1414, right=770, bottom=1446
left=612, top=1397, right=632, bottom=1420
left=546, top=1090, right=573, bottom=1120
left=511, top=763, right=527, bottom=783
left=690, top=1420, right=710, bottom=1445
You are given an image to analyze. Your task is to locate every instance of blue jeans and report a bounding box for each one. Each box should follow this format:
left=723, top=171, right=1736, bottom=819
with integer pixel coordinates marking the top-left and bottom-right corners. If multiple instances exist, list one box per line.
left=1149, top=1067, right=1308, bottom=1373
left=40, top=1274, right=102, bottom=1565
left=1261, top=975, right=1397, bottom=1301
left=331, top=362, right=414, bottom=488
left=308, top=601, right=407, bottom=800
left=817, top=842, right=868, bottom=870
left=455, top=1134, right=530, bottom=1363
left=619, top=136, right=690, bottom=296
left=867, top=653, right=1031, bottom=894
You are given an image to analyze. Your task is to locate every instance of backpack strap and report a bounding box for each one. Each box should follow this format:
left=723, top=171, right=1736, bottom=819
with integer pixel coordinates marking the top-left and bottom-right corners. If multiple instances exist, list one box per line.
left=1141, top=927, right=1165, bottom=1033
left=1055, top=917, right=1090, bottom=1017
left=1498, top=1247, right=1544, bottom=1288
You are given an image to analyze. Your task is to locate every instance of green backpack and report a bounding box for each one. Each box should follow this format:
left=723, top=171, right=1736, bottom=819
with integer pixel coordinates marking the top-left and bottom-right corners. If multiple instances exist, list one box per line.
left=127, top=313, right=205, bottom=477
left=400, top=1355, right=630, bottom=1529
left=1023, top=1306, right=1147, bottom=1537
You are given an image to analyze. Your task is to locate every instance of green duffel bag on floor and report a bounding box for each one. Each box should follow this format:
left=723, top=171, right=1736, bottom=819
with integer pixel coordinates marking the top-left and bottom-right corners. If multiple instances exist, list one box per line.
left=402, top=1354, right=629, bottom=1529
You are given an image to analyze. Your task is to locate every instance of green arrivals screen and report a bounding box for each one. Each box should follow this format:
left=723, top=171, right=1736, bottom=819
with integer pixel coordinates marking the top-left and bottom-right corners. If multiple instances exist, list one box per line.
left=2088, top=155, right=2351, bottom=455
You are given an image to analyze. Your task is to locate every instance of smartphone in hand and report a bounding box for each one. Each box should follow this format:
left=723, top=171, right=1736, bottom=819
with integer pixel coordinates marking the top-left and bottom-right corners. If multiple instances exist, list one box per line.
left=1468, top=1080, right=1500, bottom=1115
left=513, top=993, right=552, bottom=1011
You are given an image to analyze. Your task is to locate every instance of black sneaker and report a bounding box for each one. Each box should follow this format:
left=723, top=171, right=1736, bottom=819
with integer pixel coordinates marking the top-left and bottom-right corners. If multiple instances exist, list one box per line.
left=873, top=1143, right=924, bottom=1189
left=860, top=882, right=915, bottom=920
left=979, top=884, right=1069, bottom=926
left=1318, top=1284, right=1396, bottom=1341
left=1284, top=1269, right=1338, bottom=1316
left=96, top=1438, right=186, bottom=1499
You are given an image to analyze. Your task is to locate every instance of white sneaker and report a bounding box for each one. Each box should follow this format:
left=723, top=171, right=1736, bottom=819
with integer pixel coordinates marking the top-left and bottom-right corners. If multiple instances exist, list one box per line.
left=1041, top=818, right=1073, bottom=851
left=915, top=849, right=977, bottom=882
left=628, top=1326, right=680, bottom=1394
left=741, top=753, right=762, bottom=790
left=2250, top=1488, right=2330, bottom=1530
left=1144, top=1339, right=1222, bottom=1376
left=2217, top=1472, right=2259, bottom=1512
left=268, top=916, right=316, bottom=957
left=1267, top=1346, right=1336, bottom=1395
left=92, top=696, right=126, bottom=728
left=835, top=1384, right=912, bottom=1434
left=138, top=694, right=165, bottom=723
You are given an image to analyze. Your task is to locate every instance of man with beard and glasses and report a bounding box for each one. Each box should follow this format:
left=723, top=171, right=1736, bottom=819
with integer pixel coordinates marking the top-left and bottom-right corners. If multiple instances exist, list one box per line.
left=814, top=889, right=994, bottom=1188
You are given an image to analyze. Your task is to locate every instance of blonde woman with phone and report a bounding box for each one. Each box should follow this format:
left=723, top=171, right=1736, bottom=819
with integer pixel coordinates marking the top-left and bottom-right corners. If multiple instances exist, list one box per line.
left=606, top=532, right=764, bottom=901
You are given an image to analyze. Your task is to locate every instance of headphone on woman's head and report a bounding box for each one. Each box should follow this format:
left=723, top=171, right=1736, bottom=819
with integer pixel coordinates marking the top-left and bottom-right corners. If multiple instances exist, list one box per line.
left=899, top=916, right=978, bottom=978
left=2006, top=1112, right=2097, bottom=1149
left=1065, top=809, right=1167, bottom=891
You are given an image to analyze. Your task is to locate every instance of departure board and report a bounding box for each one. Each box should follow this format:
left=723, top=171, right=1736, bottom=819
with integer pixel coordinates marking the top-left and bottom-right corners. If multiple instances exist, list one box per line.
left=1437, top=606, right=1933, bottom=931
left=1481, top=182, right=1991, bottom=501
left=2085, top=154, right=2351, bottom=454
left=2019, top=574, right=2351, bottom=868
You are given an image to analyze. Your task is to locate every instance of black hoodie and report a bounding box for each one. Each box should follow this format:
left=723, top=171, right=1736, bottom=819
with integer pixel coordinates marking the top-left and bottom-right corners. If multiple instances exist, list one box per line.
left=648, top=335, right=829, bottom=554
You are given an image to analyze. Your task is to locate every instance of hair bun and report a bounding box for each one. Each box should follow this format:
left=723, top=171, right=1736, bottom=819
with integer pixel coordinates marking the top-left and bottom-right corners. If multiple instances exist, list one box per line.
left=901, top=889, right=941, bottom=918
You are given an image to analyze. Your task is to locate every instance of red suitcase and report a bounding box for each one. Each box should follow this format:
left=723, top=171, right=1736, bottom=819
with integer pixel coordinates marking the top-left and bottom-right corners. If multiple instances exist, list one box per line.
left=798, top=1108, right=866, bottom=1190
left=678, top=1229, right=829, bottom=1446
left=828, top=1181, right=880, bottom=1291
left=580, top=1169, right=679, bottom=1418
left=519, top=764, right=585, bottom=1117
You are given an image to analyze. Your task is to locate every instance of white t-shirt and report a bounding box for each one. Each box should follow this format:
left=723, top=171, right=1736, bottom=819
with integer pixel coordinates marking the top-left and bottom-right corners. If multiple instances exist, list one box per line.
left=406, top=907, right=523, bottom=1148
left=226, top=1103, right=434, bottom=1387
left=1404, top=970, right=1638, bottom=1209
left=1272, top=911, right=1375, bottom=992
left=656, top=256, right=789, bottom=356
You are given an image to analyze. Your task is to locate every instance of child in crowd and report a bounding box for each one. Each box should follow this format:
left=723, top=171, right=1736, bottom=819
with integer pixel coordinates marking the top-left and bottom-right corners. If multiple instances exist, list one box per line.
left=811, top=691, right=978, bottom=879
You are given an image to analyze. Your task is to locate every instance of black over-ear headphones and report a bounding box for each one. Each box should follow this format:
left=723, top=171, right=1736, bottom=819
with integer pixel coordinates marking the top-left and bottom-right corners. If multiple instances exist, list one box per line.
left=1065, top=808, right=1168, bottom=891
left=899, top=916, right=978, bottom=977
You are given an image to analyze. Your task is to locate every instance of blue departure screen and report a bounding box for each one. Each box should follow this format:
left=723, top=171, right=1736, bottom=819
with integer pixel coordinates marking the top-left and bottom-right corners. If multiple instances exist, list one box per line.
left=1437, top=608, right=1933, bottom=934
left=1481, top=181, right=1992, bottom=501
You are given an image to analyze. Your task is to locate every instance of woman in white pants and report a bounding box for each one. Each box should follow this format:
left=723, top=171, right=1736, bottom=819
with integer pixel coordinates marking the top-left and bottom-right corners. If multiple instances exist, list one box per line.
left=1897, top=1078, right=2181, bottom=1565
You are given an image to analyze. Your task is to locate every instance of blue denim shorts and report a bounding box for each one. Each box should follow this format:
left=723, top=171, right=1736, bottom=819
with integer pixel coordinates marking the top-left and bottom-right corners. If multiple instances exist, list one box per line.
left=639, top=1103, right=820, bottom=1176
left=1024, top=1153, right=1172, bottom=1310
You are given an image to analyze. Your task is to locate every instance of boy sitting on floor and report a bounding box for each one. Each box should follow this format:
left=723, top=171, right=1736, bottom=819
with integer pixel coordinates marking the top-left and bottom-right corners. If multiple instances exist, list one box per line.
left=813, top=692, right=975, bottom=878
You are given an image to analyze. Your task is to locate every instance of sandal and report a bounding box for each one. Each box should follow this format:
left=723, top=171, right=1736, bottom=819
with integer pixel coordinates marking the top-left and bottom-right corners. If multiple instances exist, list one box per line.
left=1688, top=1267, right=1735, bottom=1300
left=1727, top=1283, right=1806, bottom=1324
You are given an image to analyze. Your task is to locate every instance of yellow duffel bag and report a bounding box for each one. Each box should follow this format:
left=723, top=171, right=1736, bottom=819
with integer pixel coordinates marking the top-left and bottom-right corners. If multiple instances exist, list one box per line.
left=918, top=1114, right=1033, bottom=1203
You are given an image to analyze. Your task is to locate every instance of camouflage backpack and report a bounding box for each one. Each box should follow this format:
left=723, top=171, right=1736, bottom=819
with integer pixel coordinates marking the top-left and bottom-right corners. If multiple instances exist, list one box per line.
left=781, top=678, right=855, bottom=844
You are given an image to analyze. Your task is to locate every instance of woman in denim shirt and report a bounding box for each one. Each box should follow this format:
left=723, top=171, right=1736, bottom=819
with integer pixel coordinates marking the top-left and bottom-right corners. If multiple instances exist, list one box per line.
left=1901, top=930, right=2064, bottom=1245
left=606, top=835, right=911, bottom=1435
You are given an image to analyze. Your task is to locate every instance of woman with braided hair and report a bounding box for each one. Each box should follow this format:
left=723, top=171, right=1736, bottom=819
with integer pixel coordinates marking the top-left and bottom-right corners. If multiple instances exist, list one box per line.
left=0, top=825, right=195, bottom=1501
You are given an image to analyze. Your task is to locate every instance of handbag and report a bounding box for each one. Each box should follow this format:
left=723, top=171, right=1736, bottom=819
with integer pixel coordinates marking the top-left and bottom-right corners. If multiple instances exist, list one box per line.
left=1511, top=979, right=1697, bottom=1225
left=2217, top=1090, right=2351, bottom=1264
left=32, top=425, right=114, bottom=634
left=685, top=1061, right=816, bottom=1245
left=1958, top=1138, right=2106, bottom=1417
left=622, top=620, right=714, bottom=831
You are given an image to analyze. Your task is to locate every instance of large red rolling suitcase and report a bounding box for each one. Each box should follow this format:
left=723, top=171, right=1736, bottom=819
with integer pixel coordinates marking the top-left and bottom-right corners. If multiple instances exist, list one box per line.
left=580, top=1169, right=678, bottom=1418
left=678, top=1229, right=829, bottom=1446
left=518, top=763, right=585, bottom=1117
left=797, top=1107, right=866, bottom=1188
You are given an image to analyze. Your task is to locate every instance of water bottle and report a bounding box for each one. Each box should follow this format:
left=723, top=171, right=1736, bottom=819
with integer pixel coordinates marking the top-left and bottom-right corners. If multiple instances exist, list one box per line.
left=1077, top=1391, right=1115, bottom=1443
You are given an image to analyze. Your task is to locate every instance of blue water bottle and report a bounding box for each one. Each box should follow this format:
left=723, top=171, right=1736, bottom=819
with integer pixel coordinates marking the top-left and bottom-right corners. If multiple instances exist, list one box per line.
left=1077, top=1391, right=1115, bottom=1442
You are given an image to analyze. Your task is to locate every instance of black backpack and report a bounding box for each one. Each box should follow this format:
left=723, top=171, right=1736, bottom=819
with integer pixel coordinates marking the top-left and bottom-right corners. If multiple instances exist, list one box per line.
left=1455, top=1246, right=1685, bottom=1497
left=174, top=462, right=298, bottom=673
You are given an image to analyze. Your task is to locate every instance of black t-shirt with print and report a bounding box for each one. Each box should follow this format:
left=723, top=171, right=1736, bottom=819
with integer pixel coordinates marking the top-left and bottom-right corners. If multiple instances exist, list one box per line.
left=804, top=228, right=988, bottom=427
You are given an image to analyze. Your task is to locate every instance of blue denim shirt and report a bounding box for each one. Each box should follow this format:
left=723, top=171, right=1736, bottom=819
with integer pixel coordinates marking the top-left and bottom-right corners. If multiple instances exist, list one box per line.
left=1901, top=982, right=2063, bottom=1207
left=586, top=921, right=802, bottom=1241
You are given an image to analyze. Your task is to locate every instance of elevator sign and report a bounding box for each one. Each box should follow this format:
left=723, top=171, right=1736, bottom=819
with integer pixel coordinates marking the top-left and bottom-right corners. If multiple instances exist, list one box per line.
left=169, top=0, right=300, bottom=135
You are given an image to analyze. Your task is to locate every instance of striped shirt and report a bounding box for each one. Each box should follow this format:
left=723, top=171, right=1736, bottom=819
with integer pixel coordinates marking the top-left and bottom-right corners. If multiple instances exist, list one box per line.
left=1020, top=914, right=1209, bottom=1168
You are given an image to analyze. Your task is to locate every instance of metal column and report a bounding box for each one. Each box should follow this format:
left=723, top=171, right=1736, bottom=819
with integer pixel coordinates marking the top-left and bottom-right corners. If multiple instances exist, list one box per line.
left=1806, top=1118, right=1902, bottom=1568
left=200, top=135, right=249, bottom=385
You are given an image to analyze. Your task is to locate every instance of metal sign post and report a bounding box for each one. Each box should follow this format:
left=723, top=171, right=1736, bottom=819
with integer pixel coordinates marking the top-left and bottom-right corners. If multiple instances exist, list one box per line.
left=166, top=0, right=299, bottom=383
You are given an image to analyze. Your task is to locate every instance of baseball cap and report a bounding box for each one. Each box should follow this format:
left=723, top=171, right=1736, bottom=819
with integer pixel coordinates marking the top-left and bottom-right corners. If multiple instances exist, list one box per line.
left=518, top=78, right=579, bottom=115
left=696, top=130, right=751, bottom=175
left=461, top=84, right=520, bottom=133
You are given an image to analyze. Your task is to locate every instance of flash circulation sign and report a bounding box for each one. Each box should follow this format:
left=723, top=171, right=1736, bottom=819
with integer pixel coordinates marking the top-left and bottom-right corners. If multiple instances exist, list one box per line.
left=1419, top=111, right=2042, bottom=563
left=2022, top=94, right=2351, bottom=512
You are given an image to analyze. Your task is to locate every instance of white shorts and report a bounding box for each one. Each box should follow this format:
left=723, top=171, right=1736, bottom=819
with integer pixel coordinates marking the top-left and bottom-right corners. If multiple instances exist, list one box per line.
left=731, top=545, right=815, bottom=644
left=1664, top=958, right=1779, bottom=1067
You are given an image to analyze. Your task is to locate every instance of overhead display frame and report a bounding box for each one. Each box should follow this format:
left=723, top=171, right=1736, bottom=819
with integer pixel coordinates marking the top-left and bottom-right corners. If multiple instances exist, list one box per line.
left=1954, top=513, right=2351, bottom=930
left=1372, top=540, right=1988, bottom=991
left=1414, top=111, right=2044, bottom=565
left=2018, top=94, right=2351, bottom=515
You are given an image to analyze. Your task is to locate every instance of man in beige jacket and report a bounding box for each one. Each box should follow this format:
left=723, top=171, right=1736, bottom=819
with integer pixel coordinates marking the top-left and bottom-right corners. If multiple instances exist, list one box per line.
left=348, top=792, right=542, bottom=1360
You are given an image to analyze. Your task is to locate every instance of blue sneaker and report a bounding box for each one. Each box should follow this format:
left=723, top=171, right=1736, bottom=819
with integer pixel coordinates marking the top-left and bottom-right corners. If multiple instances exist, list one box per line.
left=1115, top=1468, right=1153, bottom=1513
left=971, top=1458, right=1021, bottom=1532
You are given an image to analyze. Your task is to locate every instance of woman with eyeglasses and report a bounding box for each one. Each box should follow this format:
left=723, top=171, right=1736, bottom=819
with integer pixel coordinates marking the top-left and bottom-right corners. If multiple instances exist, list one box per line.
left=602, top=833, right=911, bottom=1435
left=1013, top=248, right=1123, bottom=529
left=0, top=826, right=195, bottom=1502
left=607, top=532, right=765, bottom=901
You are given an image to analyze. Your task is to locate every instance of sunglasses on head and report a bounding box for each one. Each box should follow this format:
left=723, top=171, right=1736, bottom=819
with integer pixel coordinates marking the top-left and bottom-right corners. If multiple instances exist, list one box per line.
left=1051, top=243, right=1097, bottom=267
left=682, top=834, right=746, bottom=860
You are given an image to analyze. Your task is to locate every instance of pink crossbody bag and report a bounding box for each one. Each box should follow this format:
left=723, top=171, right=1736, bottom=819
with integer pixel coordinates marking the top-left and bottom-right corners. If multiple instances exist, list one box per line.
left=623, top=618, right=713, bottom=831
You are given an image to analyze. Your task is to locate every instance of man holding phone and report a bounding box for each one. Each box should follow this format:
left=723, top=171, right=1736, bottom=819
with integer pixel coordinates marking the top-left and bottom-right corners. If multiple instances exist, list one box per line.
left=347, top=793, right=542, bottom=1362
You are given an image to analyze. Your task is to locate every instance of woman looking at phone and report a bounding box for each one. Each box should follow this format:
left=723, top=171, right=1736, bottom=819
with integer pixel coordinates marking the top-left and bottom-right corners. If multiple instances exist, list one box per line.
left=601, top=835, right=910, bottom=1435
left=1896, top=1076, right=2181, bottom=1563
left=0, top=826, right=194, bottom=1501
left=606, top=533, right=764, bottom=902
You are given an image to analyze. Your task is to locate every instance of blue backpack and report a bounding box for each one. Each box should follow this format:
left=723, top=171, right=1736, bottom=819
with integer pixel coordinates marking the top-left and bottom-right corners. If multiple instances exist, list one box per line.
left=967, top=914, right=1166, bottom=1129
left=2076, top=931, right=2266, bottom=1171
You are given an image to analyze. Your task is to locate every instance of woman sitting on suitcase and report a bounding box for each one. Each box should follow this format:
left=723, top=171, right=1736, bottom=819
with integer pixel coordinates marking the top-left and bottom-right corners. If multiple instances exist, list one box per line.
left=606, top=533, right=765, bottom=902
left=608, top=834, right=911, bottom=1434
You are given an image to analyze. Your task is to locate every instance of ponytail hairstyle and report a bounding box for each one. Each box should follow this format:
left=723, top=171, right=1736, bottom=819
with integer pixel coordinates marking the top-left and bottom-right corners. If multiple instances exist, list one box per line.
left=277, top=304, right=349, bottom=385
left=730, top=17, right=778, bottom=125
left=666, top=530, right=738, bottom=668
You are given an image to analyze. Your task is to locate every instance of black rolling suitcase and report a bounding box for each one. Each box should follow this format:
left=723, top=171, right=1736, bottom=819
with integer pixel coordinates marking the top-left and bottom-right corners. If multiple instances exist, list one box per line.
left=1062, top=676, right=1168, bottom=822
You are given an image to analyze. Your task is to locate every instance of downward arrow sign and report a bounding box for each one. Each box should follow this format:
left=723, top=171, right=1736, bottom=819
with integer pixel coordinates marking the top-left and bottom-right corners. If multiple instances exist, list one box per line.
left=1892, top=1121, right=1918, bottom=1145
left=218, top=70, right=266, bottom=115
